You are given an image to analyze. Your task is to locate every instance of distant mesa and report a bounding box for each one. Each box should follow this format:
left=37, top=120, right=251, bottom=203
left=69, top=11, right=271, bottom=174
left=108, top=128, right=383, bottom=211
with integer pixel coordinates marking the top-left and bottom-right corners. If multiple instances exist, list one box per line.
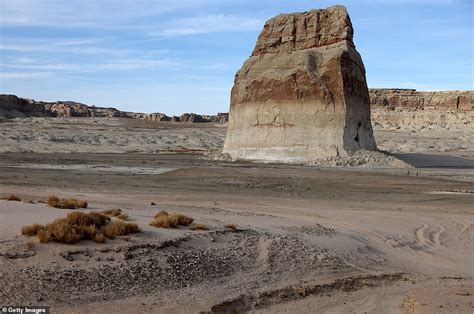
left=369, top=89, right=474, bottom=111
left=0, top=94, right=229, bottom=123
left=223, top=5, right=377, bottom=163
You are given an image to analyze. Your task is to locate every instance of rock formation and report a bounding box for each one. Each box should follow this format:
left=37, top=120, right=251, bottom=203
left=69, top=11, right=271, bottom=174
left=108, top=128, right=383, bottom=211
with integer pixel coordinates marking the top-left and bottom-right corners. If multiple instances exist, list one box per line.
left=0, top=94, right=229, bottom=123
left=369, top=89, right=474, bottom=111
left=223, top=5, right=376, bottom=162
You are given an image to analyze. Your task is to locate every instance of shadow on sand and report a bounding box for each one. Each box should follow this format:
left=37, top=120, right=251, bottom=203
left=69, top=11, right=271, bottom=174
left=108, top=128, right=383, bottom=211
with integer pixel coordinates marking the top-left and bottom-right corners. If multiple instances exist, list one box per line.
left=394, top=153, right=474, bottom=169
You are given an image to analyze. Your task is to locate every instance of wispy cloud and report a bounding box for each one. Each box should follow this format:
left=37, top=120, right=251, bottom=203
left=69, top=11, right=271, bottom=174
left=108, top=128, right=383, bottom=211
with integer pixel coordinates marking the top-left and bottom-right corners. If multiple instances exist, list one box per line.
left=0, top=0, right=210, bottom=29
left=0, top=72, right=54, bottom=79
left=151, top=14, right=263, bottom=37
left=0, top=39, right=132, bottom=56
left=1, top=58, right=178, bottom=73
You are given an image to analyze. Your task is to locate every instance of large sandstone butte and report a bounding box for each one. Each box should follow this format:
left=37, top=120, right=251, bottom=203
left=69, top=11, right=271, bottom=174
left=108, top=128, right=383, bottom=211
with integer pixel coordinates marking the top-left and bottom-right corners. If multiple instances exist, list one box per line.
left=223, top=5, right=376, bottom=162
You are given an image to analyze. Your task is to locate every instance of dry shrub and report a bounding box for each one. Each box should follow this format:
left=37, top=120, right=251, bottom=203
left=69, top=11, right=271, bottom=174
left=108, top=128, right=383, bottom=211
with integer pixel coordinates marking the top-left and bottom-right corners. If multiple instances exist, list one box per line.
left=225, top=224, right=237, bottom=231
left=20, top=211, right=138, bottom=244
left=190, top=223, right=208, bottom=231
left=150, top=211, right=194, bottom=228
left=21, top=223, right=44, bottom=236
left=150, top=215, right=173, bottom=228
left=101, top=208, right=129, bottom=220
left=126, top=223, right=140, bottom=233
left=93, top=232, right=105, bottom=243
left=37, top=228, right=52, bottom=243
left=117, top=213, right=129, bottom=220
left=6, top=195, right=22, bottom=201
left=154, top=210, right=169, bottom=218
left=48, top=195, right=88, bottom=209
left=101, top=208, right=122, bottom=217
left=175, top=214, right=194, bottom=226
left=104, top=221, right=140, bottom=239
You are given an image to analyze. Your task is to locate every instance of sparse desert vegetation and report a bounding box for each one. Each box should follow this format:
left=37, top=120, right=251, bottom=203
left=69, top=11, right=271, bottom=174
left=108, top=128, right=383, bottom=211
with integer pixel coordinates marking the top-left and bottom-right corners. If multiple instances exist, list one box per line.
left=103, top=220, right=140, bottom=239
left=150, top=210, right=194, bottom=228
left=48, top=195, right=88, bottom=209
left=2, top=194, right=22, bottom=201
left=21, top=211, right=140, bottom=244
left=224, top=224, right=237, bottom=231
left=190, top=223, right=209, bottom=231
left=101, top=208, right=129, bottom=220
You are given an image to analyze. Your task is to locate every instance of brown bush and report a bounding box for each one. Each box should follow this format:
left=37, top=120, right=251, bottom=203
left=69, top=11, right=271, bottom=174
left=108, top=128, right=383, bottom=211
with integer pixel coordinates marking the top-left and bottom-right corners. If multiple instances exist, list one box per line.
left=117, top=213, right=129, bottom=220
left=126, top=223, right=140, bottom=233
left=225, top=224, right=237, bottom=231
left=5, top=195, right=22, bottom=201
left=190, top=223, right=208, bottom=231
left=66, top=211, right=109, bottom=228
left=103, top=221, right=140, bottom=239
left=175, top=214, right=194, bottom=226
left=21, top=223, right=45, bottom=236
left=93, top=232, right=105, bottom=243
left=150, top=215, right=173, bottom=228
left=101, top=208, right=122, bottom=217
left=154, top=210, right=169, bottom=218
left=101, top=208, right=129, bottom=220
left=21, top=211, right=139, bottom=244
left=48, top=195, right=88, bottom=209
left=150, top=212, right=194, bottom=228
left=37, top=228, right=52, bottom=243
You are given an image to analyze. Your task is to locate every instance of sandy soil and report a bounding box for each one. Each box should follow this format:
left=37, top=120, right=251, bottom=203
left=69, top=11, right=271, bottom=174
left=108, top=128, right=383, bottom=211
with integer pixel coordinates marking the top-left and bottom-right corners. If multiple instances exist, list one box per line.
left=0, top=152, right=473, bottom=313
left=0, top=117, right=226, bottom=154
left=0, top=112, right=473, bottom=313
left=1, top=109, right=473, bottom=161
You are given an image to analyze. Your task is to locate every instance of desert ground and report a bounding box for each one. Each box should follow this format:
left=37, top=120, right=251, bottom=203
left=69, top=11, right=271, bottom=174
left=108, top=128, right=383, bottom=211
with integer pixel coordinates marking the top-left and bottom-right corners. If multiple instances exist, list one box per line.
left=0, top=111, right=473, bottom=313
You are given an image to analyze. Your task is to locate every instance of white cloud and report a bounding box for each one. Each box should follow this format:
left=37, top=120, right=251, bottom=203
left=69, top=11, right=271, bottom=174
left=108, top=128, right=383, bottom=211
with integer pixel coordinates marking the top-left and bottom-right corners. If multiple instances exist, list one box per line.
left=151, top=14, right=263, bottom=37
left=0, top=39, right=132, bottom=56
left=0, top=72, right=53, bottom=79
left=1, top=58, right=178, bottom=73
left=0, top=0, right=213, bottom=29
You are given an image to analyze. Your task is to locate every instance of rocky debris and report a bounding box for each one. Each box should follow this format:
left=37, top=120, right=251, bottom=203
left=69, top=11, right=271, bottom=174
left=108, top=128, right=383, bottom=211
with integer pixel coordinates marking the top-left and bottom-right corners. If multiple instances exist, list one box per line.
left=310, top=149, right=411, bottom=168
left=223, top=5, right=377, bottom=163
left=208, top=273, right=404, bottom=313
left=207, top=148, right=410, bottom=168
left=2, top=228, right=349, bottom=306
left=283, top=224, right=336, bottom=237
left=369, top=89, right=474, bottom=111
left=0, top=94, right=229, bottom=123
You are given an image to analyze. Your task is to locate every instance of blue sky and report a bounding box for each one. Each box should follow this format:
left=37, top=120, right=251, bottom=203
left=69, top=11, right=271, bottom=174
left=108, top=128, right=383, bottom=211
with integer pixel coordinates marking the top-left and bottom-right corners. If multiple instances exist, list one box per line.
left=1, top=0, right=472, bottom=115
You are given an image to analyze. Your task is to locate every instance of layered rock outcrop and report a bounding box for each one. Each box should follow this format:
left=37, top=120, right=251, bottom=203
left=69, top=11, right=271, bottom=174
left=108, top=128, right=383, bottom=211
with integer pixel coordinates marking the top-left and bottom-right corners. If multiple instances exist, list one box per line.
left=223, top=5, right=376, bottom=162
left=0, top=94, right=125, bottom=118
left=369, top=89, right=474, bottom=111
left=0, top=94, right=229, bottom=122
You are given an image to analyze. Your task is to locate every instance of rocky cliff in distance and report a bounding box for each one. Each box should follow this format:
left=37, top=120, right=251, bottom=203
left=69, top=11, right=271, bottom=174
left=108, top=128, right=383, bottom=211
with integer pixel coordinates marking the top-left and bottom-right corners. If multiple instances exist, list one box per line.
left=0, top=94, right=229, bottom=123
left=2, top=88, right=472, bottom=123
left=370, top=89, right=474, bottom=111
